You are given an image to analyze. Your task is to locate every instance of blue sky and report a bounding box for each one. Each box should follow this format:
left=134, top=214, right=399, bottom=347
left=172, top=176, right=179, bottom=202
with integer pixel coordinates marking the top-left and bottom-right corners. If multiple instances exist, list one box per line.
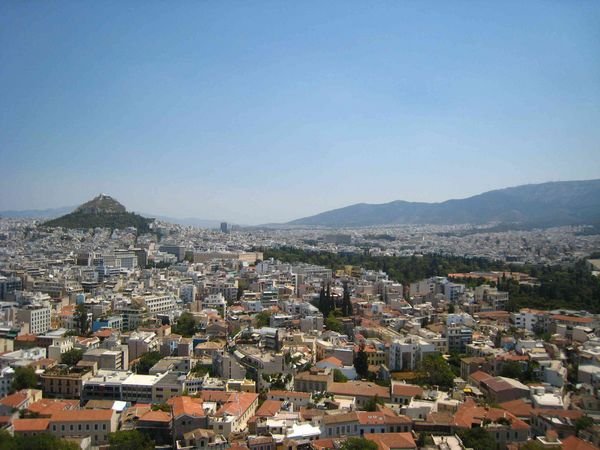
left=1, top=1, right=599, bottom=224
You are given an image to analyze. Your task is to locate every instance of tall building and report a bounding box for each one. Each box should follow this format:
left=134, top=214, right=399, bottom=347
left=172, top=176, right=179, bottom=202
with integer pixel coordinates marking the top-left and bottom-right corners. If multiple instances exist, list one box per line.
left=16, top=305, right=51, bottom=335
left=220, top=222, right=228, bottom=233
left=158, top=244, right=186, bottom=262
left=0, top=276, right=22, bottom=300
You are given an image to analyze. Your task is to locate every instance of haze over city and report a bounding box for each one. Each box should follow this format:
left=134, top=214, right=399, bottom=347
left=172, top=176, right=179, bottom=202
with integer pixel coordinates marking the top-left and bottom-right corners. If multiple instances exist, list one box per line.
left=1, top=1, right=599, bottom=224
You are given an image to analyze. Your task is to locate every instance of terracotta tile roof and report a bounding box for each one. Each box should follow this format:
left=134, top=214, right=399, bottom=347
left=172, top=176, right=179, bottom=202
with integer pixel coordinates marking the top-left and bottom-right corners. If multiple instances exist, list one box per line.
left=317, top=356, right=343, bottom=367
left=94, top=329, right=114, bottom=338
left=469, top=370, right=493, bottom=383
left=139, top=410, right=172, bottom=423
left=329, top=381, right=390, bottom=399
left=255, top=400, right=282, bottom=417
left=561, top=436, right=598, bottom=450
left=454, top=399, right=529, bottom=431
left=12, top=418, right=50, bottom=432
left=50, top=409, right=114, bottom=422
left=551, top=314, right=593, bottom=324
left=356, top=411, right=412, bottom=425
left=14, top=334, right=37, bottom=342
left=392, top=384, right=423, bottom=397
left=200, top=390, right=231, bottom=403
left=27, top=399, right=79, bottom=417
left=311, top=438, right=336, bottom=450
left=269, top=390, right=311, bottom=399
left=299, top=407, right=324, bottom=421
left=364, top=432, right=417, bottom=450
left=167, top=396, right=205, bottom=418
left=322, top=412, right=357, bottom=425
left=0, top=392, right=28, bottom=409
left=215, top=393, right=258, bottom=417
left=498, top=399, right=533, bottom=418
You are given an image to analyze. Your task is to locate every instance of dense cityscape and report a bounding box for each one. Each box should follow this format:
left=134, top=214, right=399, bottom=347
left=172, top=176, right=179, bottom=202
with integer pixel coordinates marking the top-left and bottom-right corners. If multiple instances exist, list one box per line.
left=2, top=2, right=600, bottom=449
left=0, top=194, right=599, bottom=450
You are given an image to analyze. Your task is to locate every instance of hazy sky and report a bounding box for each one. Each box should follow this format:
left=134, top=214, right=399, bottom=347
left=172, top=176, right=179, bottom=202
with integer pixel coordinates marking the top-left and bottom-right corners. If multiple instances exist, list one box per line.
left=1, top=2, right=599, bottom=224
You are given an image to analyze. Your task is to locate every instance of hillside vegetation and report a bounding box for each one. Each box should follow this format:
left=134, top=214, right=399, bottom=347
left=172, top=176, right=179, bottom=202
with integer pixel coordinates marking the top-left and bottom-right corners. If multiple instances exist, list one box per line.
left=44, top=194, right=153, bottom=233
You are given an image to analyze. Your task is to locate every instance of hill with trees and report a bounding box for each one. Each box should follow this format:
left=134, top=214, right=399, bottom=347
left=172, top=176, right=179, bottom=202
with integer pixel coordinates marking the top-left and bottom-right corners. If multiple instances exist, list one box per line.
left=44, top=194, right=153, bottom=232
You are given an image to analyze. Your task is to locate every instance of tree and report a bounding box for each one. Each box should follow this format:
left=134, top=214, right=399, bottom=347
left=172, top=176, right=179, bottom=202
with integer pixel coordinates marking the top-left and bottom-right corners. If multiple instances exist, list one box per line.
left=61, top=348, right=84, bottom=366
left=172, top=312, right=197, bottom=337
left=108, top=430, right=154, bottom=450
left=74, top=303, right=89, bottom=336
left=318, top=286, right=330, bottom=317
left=255, top=311, right=271, bottom=328
left=341, top=282, right=353, bottom=317
left=500, top=361, right=524, bottom=380
left=11, top=366, right=37, bottom=392
left=0, top=430, right=79, bottom=450
left=333, top=369, right=348, bottom=383
left=448, top=304, right=455, bottom=313
left=354, top=346, right=369, bottom=379
left=519, top=441, right=547, bottom=450
left=191, top=362, right=213, bottom=377
left=326, top=283, right=334, bottom=315
left=417, top=354, right=455, bottom=389
left=339, top=437, right=378, bottom=450
left=576, top=415, right=594, bottom=436
left=134, top=351, right=162, bottom=375
left=363, top=394, right=384, bottom=411
left=325, top=313, right=343, bottom=333
left=457, top=427, right=496, bottom=450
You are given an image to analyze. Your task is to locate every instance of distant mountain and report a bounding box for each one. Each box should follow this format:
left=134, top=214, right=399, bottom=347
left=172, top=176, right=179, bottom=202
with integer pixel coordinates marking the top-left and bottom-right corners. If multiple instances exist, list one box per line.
left=1, top=203, right=222, bottom=229
left=44, top=194, right=154, bottom=232
left=288, top=180, right=600, bottom=227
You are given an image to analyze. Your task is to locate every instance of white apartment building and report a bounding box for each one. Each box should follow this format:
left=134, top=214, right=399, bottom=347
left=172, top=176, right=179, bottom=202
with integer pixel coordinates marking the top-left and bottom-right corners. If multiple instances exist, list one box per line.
left=389, top=336, right=437, bottom=371
left=139, top=294, right=177, bottom=316
left=511, top=308, right=552, bottom=333
left=202, top=293, right=227, bottom=317
left=180, top=285, right=197, bottom=303
left=16, top=305, right=51, bottom=335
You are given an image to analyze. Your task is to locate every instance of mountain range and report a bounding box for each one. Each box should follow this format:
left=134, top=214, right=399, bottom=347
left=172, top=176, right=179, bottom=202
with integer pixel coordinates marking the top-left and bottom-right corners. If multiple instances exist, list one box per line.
left=3, top=180, right=600, bottom=229
left=287, top=179, right=600, bottom=227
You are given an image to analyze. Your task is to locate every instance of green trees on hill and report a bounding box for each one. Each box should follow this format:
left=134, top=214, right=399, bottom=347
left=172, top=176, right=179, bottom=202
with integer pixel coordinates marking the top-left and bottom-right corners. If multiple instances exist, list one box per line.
left=44, top=211, right=153, bottom=233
